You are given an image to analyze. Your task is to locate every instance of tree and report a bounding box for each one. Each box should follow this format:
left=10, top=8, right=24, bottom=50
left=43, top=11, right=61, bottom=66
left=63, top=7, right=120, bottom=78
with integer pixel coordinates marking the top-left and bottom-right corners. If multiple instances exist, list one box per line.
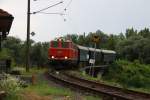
left=31, top=42, right=43, bottom=67
left=95, top=30, right=109, bottom=49
left=116, top=32, right=150, bottom=64
left=107, top=34, right=117, bottom=50
left=118, top=33, right=125, bottom=40
left=138, top=28, right=150, bottom=38
left=125, top=28, right=137, bottom=38
left=2, top=36, right=22, bottom=64
left=30, top=42, right=49, bottom=68
left=77, top=35, right=85, bottom=45
left=70, top=34, right=78, bottom=44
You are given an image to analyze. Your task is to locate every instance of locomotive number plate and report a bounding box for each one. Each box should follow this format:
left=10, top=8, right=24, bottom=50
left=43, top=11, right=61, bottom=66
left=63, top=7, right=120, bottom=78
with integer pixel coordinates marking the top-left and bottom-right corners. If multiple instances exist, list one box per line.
left=57, top=51, right=62, bottom=54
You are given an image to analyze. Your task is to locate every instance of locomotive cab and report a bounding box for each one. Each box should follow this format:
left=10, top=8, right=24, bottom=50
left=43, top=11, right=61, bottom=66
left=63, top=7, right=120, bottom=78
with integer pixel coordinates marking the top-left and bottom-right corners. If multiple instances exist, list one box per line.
left=48, top=38, right=78, bottom=68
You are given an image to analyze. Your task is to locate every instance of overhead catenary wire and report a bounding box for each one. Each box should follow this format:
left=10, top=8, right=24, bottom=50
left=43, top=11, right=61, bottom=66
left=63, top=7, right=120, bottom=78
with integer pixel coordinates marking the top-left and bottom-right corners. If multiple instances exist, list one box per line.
left=32, top=1, right=63, bottom=14
left=37, top=12, right=65, bottom=15
left=64, top=0, right=73, bottom=11
left=32, top=0, right=73, bottom=15
left=31, top=0, right=73, bottom=22
left=59, top=0, right=73, bottom=21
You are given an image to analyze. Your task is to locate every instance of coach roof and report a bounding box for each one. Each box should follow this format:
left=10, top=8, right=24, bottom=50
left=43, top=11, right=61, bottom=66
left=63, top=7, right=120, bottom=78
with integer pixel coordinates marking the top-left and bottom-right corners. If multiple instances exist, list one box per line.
left=77, top=45, right=89, bottom=51
left=101, top=49, right=116, bottom=54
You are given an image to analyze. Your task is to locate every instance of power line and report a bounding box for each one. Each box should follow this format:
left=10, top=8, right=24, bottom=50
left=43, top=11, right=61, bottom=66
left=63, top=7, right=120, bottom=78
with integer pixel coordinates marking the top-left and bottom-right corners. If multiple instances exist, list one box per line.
left=65, top=0, right=72, bottom=9
left=37, top=12, right=65, bottom=15
left=63, top=0, right=73, bottom=11
left=31, top=0, right=73, bottom=22
left=59, top=0, right=73, bottom=21
left=32, top=1, right=63, bottom=14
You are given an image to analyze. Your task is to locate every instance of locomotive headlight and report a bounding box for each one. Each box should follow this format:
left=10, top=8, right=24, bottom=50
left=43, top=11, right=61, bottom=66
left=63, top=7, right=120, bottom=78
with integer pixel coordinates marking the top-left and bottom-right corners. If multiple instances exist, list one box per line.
left=51, top=56, right=54, bottom=59
left=65, top=56, right=68, bottom=59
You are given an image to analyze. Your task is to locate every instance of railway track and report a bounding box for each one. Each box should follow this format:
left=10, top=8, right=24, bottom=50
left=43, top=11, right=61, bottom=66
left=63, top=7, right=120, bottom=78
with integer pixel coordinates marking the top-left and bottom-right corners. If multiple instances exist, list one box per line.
left=45, top=70, right=150, bottom=100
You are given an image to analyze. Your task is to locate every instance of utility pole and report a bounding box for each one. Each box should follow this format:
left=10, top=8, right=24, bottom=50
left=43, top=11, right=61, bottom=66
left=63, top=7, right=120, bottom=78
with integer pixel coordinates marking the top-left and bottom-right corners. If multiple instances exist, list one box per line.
left=92, top=43, right=96, bottom=77
left=0, top=32, right=2, bottom=52
left=26, top=0, right=30, bottom=72
left=25, top=0, right=63, bottom=72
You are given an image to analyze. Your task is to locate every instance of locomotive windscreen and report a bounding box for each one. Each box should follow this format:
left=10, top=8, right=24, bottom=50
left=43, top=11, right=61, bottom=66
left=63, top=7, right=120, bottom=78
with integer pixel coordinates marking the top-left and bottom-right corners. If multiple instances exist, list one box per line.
left=62, top=42, right=69, bottom=48
left=51, top=41, right=70, bottom=48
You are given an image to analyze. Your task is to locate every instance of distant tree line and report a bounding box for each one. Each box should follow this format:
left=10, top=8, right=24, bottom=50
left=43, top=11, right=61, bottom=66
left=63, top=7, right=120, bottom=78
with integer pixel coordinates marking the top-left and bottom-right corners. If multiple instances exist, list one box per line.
left=0, top=37, right=49, bottom=67
left=0, top=27, right=150, bottom=68
left=63, top=28, right=150, bottom=64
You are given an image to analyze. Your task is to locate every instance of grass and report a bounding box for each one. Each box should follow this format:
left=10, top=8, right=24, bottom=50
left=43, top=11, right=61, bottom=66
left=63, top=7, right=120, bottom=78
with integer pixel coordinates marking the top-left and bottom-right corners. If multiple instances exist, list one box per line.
left=18, top=67, right=74, bottom=97
left=21, top=67, right=46, bottom=76
left=12, top=66, right=47, bottom=74
left=85, top=95, right=101, bottom=100
left=4, top=93, right=23, bottom=100
left=128, top=87, right=150, bottom=93
left=22, top=69, right=102, bottom=100
left=6, top=67, right=102, bottom=100
left=24, top=77, right=73, bottom=96
left=22, top=75, right=102, bottom=100
left=69, top=70, right=122, bottom=87
left=69, top=68, right=150, bottom=93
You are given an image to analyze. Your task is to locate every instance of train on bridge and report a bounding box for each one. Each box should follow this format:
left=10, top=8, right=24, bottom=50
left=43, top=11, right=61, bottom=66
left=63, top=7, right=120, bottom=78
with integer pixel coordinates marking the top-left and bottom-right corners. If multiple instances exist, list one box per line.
left=48, top=38, right=116, bottom=69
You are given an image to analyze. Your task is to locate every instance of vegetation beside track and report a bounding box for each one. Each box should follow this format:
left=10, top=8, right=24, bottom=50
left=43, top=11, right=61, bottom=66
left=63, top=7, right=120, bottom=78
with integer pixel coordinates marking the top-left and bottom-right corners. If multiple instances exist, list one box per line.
left=68, top=60, right=150, bottom=93
left=3, top=67, right=101, bottom=100
left=103, top=60, right=150, bottom=93
left=24, top=73, right=73, bottom=96
left=1, top=28, right=150, bottom=99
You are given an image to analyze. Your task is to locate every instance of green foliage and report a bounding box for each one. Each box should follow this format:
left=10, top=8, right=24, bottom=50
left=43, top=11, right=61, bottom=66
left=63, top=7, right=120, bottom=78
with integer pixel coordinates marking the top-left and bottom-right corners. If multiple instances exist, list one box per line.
left=106, top=34, right=117, bottom=50
left=139, top=28, right=150, bottom=38
left=24, top=74, right=73, bottom=96
left=125, top=28, right=137, bottom=38
left=23, top=70, right=101, bottom=100
left=30, top=42, right=49, bottom=67
left=2, top=37, right=22, bottom=64
left=0, top=74, right=23, bottom=94
left=0, top=48, right=11, bottom=59
left=0, top=73, right=24, bottom=100
left=1, top=36, right=49, bottom=67
left=1, top=27, right=150, bottom=67
left=103, top=60, right=150, bottom=89
left=116, top=28, right=150, bottom=64
left=26, top=81, right=72, bottom=96
left=85, top=95, right=101, bottom=100
left=0, top=48, right=16, bottom=67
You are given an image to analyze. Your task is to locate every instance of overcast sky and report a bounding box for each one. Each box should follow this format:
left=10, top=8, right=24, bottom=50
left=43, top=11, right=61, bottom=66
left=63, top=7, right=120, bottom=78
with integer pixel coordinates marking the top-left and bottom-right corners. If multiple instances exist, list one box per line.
left=0, top=0, right=150, bottom=42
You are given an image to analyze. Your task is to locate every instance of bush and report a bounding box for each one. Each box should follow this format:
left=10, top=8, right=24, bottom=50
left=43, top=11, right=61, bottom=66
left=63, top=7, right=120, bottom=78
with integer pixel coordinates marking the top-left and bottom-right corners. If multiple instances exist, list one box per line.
left=0, top=48, right=16, bottom=68
left=0, top=73, right=24, bottom=96
left=103, top=60, right=150, bottom=88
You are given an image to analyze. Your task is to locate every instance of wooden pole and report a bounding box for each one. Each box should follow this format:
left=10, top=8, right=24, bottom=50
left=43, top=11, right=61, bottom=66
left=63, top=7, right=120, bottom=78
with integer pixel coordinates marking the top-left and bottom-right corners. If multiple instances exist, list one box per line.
left=26, top=0, right=30, bottom=72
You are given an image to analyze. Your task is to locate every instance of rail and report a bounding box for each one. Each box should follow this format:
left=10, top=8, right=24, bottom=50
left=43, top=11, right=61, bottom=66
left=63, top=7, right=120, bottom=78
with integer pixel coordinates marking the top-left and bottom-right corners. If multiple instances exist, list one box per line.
left=46, top=70, right=150, bottom=100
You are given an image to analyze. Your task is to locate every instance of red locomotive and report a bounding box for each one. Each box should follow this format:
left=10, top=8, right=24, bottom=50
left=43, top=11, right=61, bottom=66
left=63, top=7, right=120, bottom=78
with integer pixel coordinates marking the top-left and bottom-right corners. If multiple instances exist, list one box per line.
left=48, top=38, right=78, bottom=68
